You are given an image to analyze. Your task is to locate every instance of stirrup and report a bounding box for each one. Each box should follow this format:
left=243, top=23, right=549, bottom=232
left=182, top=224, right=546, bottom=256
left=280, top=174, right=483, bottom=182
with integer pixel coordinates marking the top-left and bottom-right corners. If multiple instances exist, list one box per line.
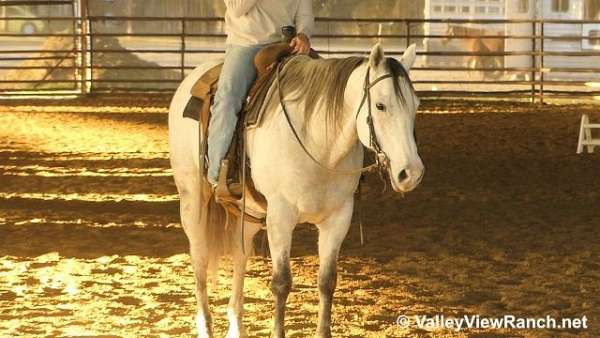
left=214, top=160, right=242, bottom=203
left=213, top=160, right=267, bottom=225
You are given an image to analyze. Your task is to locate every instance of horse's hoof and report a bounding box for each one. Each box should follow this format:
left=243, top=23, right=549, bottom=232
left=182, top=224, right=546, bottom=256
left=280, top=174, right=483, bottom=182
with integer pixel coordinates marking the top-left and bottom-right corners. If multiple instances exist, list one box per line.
left=197, top=329, right=213, bottom=338
left=196, top=313, right=214, bottom=338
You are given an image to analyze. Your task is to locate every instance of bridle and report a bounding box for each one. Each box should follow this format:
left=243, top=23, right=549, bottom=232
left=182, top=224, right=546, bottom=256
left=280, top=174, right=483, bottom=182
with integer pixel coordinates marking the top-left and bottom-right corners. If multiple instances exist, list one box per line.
left=276, top=60, right=396, bottom=176
left=357, top=66, right=394, bottom=174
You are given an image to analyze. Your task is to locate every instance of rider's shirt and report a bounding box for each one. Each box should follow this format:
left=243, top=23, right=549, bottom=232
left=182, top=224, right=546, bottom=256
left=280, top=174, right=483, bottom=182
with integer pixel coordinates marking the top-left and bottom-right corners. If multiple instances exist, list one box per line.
left=224, top=0, right=314, bottom=46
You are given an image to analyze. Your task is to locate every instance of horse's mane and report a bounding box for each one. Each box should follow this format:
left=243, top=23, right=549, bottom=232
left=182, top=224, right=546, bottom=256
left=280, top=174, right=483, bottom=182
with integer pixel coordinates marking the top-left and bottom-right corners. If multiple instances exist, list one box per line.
left=278, top=55, right=415, bottom=131
left=278, top=56, right=364, bottom=131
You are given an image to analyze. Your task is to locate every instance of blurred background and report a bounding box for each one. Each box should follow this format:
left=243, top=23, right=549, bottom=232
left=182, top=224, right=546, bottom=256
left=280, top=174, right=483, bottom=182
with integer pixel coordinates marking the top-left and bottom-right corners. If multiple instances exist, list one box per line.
left=1, top=0, right=600, bottom=102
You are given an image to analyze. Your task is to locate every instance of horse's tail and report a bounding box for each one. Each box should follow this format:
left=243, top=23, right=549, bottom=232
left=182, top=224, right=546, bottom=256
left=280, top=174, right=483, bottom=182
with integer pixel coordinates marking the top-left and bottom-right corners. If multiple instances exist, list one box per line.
left=200, top=182, right=233, bottom=286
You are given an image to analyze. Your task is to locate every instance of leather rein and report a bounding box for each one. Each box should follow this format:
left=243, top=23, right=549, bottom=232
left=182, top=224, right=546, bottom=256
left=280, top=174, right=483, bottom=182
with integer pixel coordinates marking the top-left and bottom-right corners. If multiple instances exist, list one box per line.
left=275, top=60, right=393, bottom=177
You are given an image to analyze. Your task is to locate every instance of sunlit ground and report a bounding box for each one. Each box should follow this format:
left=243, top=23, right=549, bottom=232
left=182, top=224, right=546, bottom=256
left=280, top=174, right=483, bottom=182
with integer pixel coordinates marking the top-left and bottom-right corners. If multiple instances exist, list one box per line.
left=0, top=97, right=599, bottom=337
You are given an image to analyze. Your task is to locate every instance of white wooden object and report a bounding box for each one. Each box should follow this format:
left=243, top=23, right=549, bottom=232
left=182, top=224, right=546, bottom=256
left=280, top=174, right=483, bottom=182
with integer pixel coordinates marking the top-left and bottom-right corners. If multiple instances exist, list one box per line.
left=577, top=114, right=600, bottom=154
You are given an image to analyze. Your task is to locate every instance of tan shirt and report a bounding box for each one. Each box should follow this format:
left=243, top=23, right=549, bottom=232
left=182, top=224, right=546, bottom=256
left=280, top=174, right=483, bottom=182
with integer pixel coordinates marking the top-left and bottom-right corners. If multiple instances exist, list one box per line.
left=224, top=0, right=314, bottom=46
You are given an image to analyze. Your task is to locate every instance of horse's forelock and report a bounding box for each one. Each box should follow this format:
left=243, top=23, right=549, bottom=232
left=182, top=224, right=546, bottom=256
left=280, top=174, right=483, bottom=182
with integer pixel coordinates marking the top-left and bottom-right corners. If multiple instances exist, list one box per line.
left=385, top=57, right=416, bottom=109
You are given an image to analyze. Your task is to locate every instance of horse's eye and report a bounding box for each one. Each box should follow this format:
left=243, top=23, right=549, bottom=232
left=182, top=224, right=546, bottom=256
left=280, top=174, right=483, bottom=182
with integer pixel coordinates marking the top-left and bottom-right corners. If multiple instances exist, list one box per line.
left=376, top=103, right=386, bottom=111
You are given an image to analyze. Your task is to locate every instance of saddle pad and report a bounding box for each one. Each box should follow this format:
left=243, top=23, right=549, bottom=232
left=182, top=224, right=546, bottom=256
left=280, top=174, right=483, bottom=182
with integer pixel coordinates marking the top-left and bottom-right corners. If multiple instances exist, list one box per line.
left=183, top=63, right=223, bottom=121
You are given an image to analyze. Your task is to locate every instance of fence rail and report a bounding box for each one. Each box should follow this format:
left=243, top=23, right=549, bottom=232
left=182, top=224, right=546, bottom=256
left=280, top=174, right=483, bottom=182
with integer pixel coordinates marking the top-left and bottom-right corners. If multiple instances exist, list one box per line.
left=1, top=13, right=600, bottom=102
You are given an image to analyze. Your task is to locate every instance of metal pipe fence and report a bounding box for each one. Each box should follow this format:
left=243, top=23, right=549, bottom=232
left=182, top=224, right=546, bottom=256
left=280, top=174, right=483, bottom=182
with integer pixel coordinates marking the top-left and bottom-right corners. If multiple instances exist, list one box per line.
left=1, top=11, right=600, bottom=102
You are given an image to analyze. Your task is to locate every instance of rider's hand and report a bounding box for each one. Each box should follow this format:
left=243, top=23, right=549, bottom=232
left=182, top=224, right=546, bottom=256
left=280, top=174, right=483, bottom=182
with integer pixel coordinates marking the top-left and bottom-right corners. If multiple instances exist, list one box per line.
left=290, top=33, right=311, bottom=55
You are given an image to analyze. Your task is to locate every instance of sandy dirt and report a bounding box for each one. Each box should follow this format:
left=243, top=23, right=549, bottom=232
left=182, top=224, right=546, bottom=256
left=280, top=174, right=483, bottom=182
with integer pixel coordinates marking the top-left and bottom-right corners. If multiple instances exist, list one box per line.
left=0, top=96, right=598, bottom=337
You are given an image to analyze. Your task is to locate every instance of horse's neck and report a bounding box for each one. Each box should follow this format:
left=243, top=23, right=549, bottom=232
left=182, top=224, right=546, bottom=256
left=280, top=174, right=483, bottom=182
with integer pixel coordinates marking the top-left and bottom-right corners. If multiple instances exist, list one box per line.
left=302, top=64, right=368, bottom=168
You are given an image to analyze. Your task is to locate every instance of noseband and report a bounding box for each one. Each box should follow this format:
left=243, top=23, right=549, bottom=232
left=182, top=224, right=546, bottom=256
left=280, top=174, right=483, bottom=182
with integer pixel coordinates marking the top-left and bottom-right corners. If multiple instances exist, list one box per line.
left=276, top=60, right=397, bottom=176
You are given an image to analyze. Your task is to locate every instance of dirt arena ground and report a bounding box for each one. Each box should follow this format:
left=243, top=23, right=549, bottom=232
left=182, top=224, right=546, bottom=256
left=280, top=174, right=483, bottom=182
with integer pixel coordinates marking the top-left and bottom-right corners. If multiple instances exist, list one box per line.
left=0, top=96, right=598, bottom=337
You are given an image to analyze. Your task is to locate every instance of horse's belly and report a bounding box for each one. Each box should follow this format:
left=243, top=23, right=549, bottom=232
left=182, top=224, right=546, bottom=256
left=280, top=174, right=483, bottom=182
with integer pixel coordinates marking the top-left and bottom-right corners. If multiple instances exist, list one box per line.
left=254, top=169, right=358, bottom=224
left=296, top=190, right=354, bottom=224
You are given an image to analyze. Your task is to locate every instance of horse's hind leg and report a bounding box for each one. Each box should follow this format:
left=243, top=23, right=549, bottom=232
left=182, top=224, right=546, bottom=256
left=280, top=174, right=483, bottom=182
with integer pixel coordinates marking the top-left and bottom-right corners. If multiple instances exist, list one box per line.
left=226, top=219, right=262, bottom=338
left=315, top=198, right=354, bottom=338
left=175, top=173, right=213, bottom=338
left=266, top=201, right=297, bottom=338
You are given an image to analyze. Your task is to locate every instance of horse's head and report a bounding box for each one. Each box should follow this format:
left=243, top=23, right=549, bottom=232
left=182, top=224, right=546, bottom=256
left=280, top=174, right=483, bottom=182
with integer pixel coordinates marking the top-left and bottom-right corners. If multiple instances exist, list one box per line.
left=442, top=25, right=456, bottom=45
left=356, top=43, right=424, bottom=193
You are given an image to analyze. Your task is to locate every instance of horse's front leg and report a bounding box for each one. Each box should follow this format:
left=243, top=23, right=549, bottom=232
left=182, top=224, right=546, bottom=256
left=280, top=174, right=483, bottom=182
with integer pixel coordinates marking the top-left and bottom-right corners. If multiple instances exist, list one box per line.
left=227, top=219, right=262, bottom=338
left=266, top=201, right=297, bottom=338
left=315, top=198, right=354, bottom=338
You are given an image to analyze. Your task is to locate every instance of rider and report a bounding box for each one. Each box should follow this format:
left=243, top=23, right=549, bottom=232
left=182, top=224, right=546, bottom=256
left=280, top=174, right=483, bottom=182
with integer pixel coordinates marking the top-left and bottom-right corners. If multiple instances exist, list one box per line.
left=207, top=0, right=314, bottom=186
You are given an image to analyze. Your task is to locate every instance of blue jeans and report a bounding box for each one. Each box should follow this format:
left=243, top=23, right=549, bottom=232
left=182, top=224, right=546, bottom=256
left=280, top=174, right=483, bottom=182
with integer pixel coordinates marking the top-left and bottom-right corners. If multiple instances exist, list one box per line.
left=207, top=44, right=263, bottom=185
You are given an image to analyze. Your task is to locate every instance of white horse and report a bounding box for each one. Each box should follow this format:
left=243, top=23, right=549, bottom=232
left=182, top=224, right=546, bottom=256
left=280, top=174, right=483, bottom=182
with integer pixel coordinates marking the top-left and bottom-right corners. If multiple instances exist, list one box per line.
left=168, top=43, right=424, bottom=338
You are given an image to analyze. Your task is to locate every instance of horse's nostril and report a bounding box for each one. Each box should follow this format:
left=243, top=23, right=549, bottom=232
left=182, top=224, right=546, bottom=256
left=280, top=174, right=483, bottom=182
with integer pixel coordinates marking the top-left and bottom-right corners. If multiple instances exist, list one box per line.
left=398, top=169, right=408, bottom=182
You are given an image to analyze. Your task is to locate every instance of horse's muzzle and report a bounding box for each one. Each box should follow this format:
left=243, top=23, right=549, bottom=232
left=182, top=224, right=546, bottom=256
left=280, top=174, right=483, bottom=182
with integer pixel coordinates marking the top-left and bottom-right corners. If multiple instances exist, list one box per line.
left=391, top=161, right=424, bottom=193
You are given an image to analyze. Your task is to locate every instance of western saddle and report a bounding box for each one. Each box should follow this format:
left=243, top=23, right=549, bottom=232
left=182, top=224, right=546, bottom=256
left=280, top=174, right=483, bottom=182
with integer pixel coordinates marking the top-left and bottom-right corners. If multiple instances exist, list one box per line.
left=182, top=33, right=318, bottom=224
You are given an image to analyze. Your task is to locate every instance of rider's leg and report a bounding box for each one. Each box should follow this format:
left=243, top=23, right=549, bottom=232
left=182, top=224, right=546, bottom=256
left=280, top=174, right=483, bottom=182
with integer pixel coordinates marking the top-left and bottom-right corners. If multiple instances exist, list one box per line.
left=207, top=44, right=262, bottom=185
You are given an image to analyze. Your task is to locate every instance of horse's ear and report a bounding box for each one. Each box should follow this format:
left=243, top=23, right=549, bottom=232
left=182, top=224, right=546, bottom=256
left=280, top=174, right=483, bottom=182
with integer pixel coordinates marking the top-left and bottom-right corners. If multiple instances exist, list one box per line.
left=369, top=43, right=385, bottom=68
left=400, top=44, right=417, bottom=72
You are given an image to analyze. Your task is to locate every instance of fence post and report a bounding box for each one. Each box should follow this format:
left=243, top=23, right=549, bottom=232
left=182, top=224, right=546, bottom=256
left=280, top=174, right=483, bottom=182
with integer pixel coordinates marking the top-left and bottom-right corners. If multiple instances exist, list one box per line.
left=89, top=17, right=93, bottom=93
left=530, top=20, right=537, bottom=104
left=0, top=3, right=5, bottom=31
left=181, top=17, right=186, bottom=80
left=539, top=20, right=544, bottom=105
left=70, top=0, right=78, bottom=90
left=78, top=0, right=90, bottom=94
left=406, top=20, right=411, bottom=48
